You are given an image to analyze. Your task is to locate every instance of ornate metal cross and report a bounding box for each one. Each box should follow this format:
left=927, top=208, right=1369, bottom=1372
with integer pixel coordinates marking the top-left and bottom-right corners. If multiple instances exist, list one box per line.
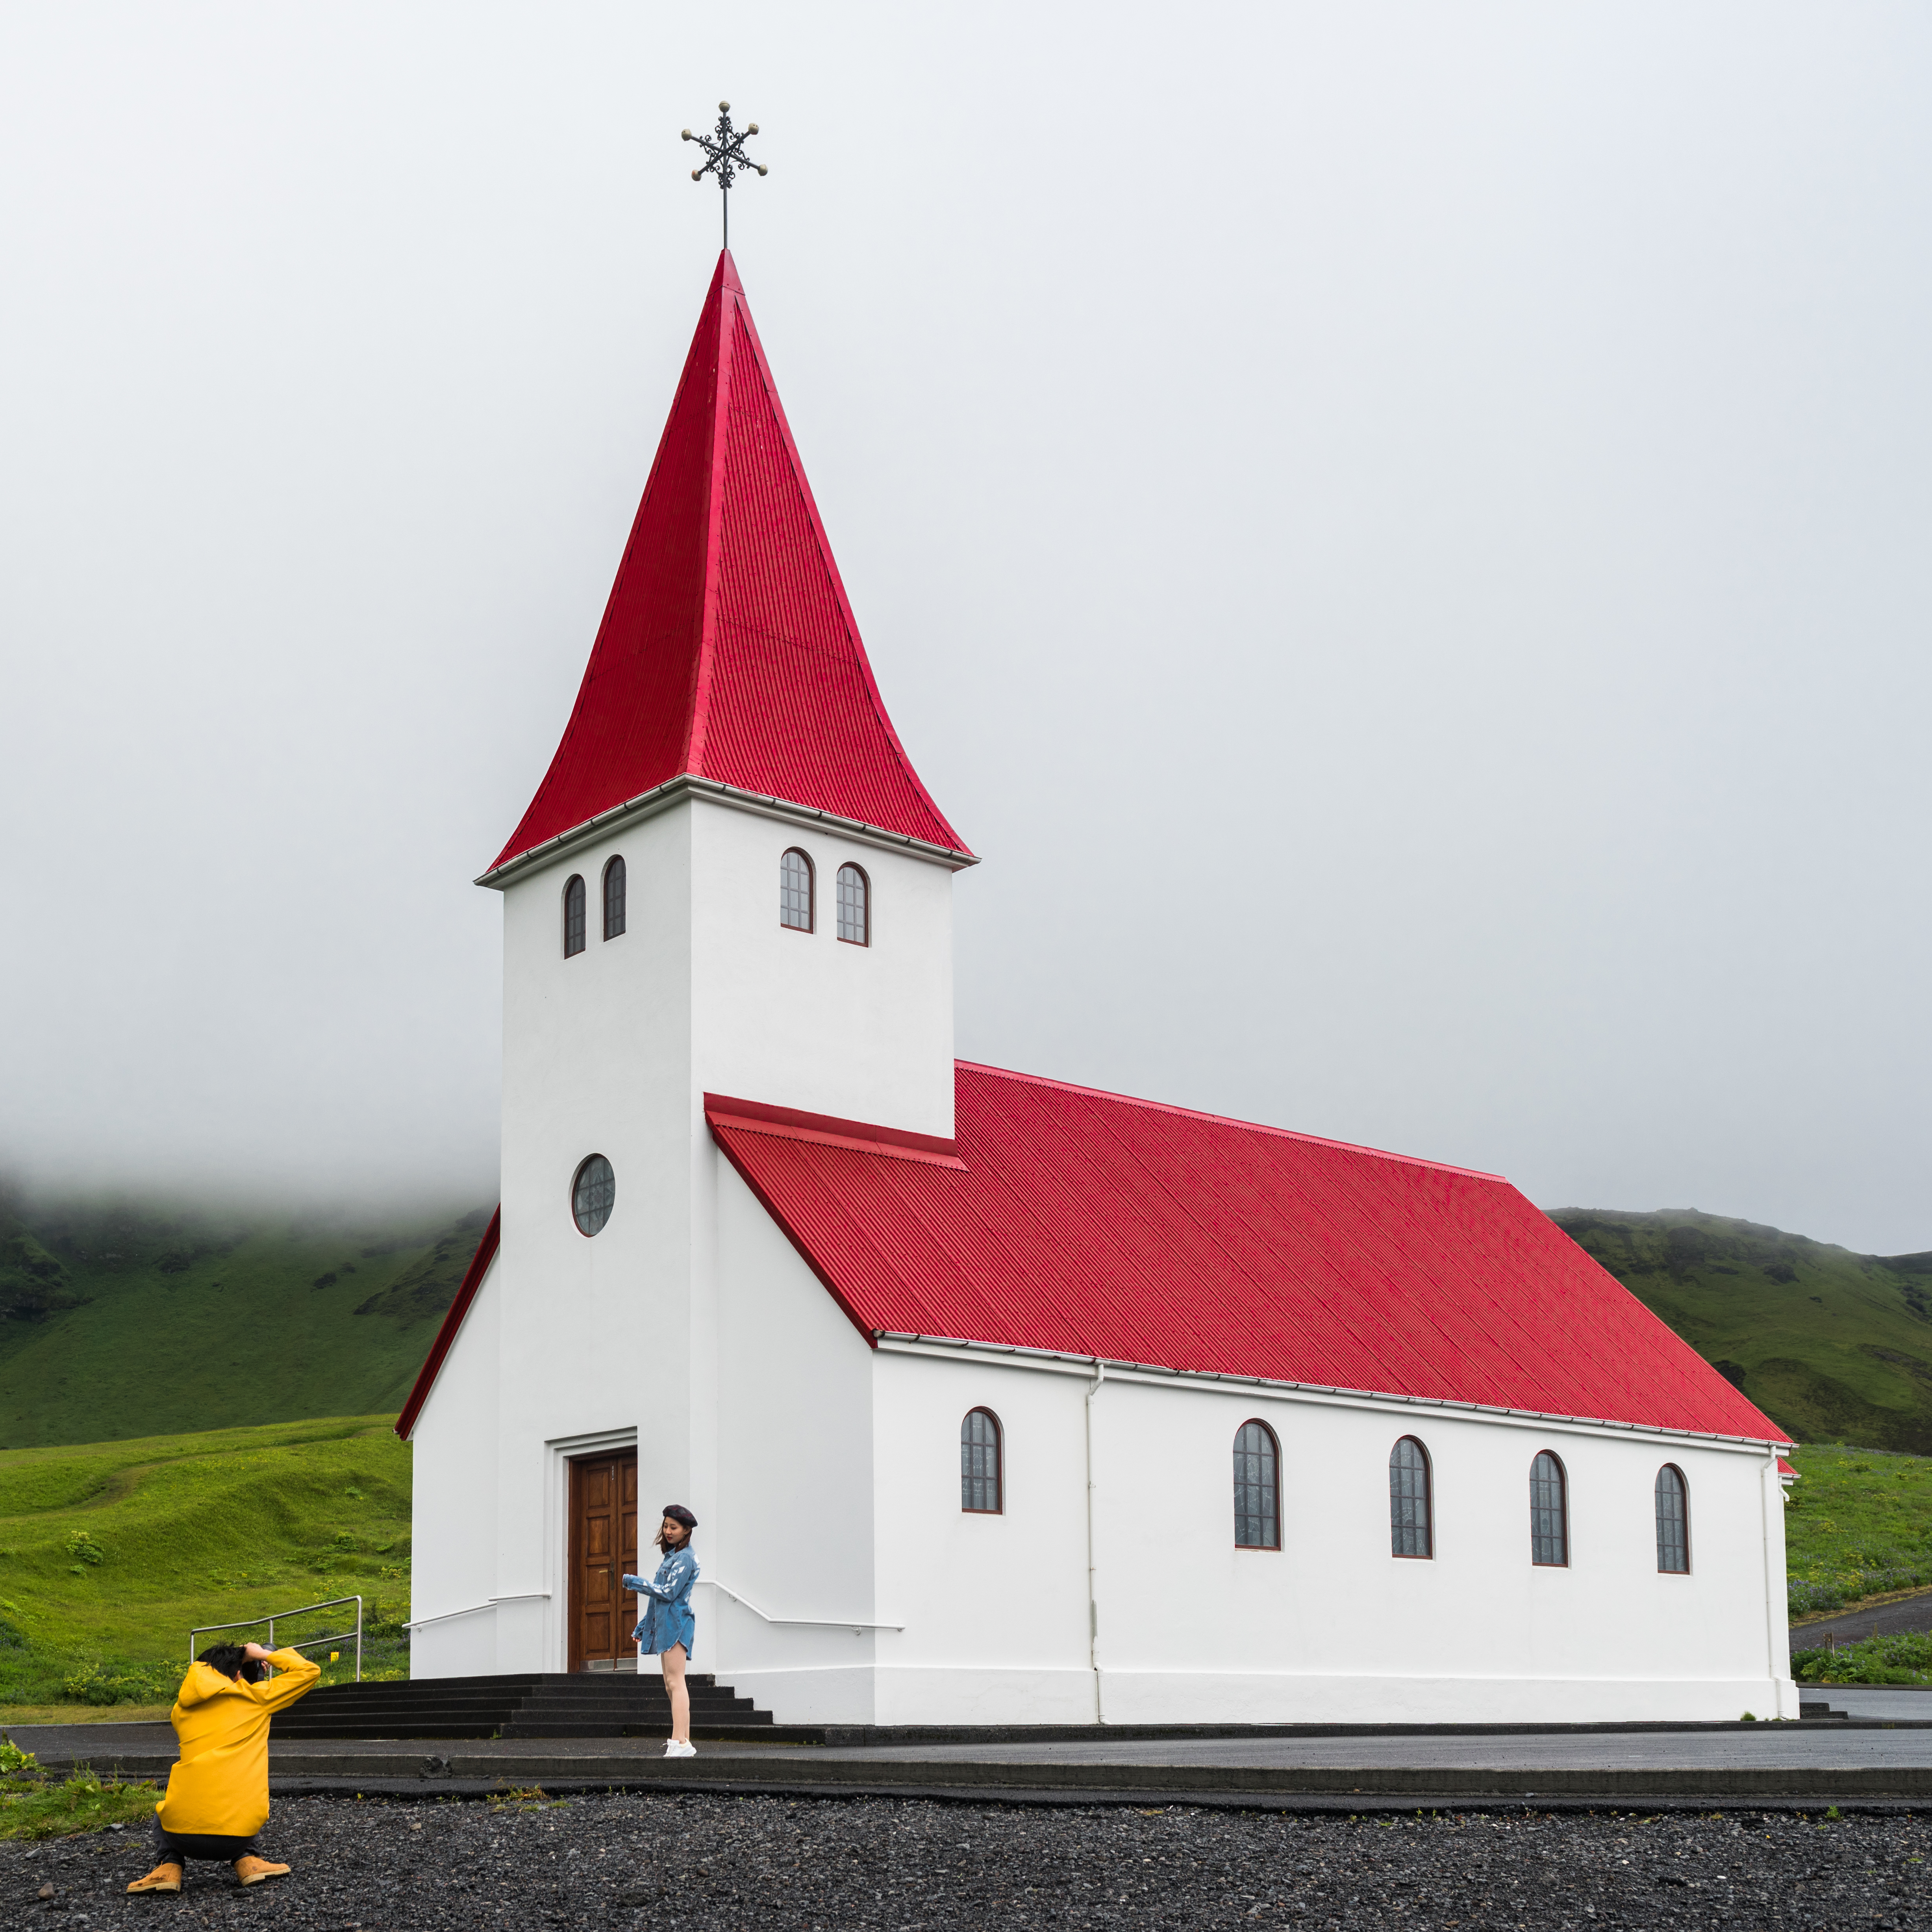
left=682, top=102, right=767, bottom=250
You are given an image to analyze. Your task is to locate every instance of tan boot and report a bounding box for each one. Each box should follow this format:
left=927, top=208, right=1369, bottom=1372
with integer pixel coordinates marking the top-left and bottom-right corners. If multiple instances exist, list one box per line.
left=233, top=1856, right=290, bottom=1886
left=126, top=1863, right=183, bottom=1894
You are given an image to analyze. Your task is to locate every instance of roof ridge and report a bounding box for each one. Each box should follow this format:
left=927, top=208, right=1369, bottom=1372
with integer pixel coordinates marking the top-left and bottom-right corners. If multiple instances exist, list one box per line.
left=954, top=1060, right=1506, bottom=1182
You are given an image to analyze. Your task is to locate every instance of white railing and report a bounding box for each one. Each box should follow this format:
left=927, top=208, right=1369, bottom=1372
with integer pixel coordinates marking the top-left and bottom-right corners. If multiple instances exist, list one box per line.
left=404, top=1590, right=550, bottom=1633
left=190, top=1595, right=363, bottom=1681
left=705, top=1578, right=902, bottom=1632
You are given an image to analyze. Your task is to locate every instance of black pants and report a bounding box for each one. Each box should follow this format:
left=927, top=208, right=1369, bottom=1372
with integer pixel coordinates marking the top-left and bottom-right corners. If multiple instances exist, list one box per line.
left=154, top=1823, right=259, bottom=1865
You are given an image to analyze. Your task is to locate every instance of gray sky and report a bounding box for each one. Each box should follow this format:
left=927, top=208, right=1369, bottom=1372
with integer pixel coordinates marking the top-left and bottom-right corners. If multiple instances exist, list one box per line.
left=2, top=4, right=1927, bottom=1250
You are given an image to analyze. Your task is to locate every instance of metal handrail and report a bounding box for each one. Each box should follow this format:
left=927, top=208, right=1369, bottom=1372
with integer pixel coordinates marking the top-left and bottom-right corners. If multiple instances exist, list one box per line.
left=189, top=1595, right=363, bottom=1681
left=403, top=1590, right=550, bottom=1633
left=705, top=1578, right=903, bottom=1632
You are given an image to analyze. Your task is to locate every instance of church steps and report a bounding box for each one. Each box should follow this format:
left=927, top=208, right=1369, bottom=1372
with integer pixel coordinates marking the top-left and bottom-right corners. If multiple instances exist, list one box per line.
left=272, top=1672, right=774, bottom=1741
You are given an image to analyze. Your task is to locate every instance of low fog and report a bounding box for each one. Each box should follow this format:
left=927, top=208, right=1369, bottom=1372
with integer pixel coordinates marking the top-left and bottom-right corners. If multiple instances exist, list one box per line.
left=1, top=4, right=1927, bottom=1248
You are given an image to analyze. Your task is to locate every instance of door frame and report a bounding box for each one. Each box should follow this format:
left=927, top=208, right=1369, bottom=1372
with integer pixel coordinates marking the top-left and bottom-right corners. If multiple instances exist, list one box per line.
left=544, top=1426, right=636, bottom=1674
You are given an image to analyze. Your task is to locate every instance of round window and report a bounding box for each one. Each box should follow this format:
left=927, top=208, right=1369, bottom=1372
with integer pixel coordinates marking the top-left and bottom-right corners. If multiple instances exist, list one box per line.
left=571, top=1155, right=615, bottom=1237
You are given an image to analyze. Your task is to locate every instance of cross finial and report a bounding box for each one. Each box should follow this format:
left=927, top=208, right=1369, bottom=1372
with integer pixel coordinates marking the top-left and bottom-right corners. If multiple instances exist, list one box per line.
left=681, top=102, right=767, bottom=250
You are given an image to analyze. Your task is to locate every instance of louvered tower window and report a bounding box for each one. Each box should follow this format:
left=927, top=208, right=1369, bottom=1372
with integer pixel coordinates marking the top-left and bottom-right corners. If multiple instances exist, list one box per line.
left=603, top=856, right=626, bottom=939
left=563, top=876, right=586, bottom=957
left=1389, top=1437, right=1433, bottom=1558
left=961, top=1409, right=1002, bottom=1513
left=1233, top=1421, right=1280, bottom=1549
left=780, top=849, right=814, bottom=932
left=1530, top=1451, right=1568, bottom=1567
left=1655, top=1464, right=1690, bottom=1573
left=835, top=864, right=869, bottom=945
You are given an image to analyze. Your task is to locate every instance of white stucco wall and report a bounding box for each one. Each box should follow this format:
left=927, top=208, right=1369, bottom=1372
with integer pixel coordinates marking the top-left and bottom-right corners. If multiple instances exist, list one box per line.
left=702, top=1156, right=880, bottom=1719
left=686, top=798, right=957, bottom=1138
left=869, top=1343, right=1796, bottom=1725
left=408, top=1252, right=503, bottom=1677
left=409, top=790, right=960, bottom=1678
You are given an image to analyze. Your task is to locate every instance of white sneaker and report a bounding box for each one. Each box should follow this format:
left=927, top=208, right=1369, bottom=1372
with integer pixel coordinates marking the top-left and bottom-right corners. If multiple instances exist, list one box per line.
left=663, top=1739, right=696, bottom=1758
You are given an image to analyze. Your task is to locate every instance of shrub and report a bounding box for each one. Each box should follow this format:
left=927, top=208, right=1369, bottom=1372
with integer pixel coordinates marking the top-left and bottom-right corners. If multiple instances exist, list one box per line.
left=59, top=1660, right=178, bottom=1706
left=1791, top=1631, right=1932, bottom=1685
left=63, top=1531, right=104, bottom=1567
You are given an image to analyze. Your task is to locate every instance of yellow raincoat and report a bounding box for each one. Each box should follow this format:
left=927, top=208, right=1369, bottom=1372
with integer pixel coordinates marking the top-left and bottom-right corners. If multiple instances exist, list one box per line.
left=155, top=1648, right=320, bottom=1838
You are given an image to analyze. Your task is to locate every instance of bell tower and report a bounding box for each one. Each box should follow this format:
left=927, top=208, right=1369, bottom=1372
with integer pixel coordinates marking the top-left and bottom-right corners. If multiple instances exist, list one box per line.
left=423, top=251, right=974, bottom=1673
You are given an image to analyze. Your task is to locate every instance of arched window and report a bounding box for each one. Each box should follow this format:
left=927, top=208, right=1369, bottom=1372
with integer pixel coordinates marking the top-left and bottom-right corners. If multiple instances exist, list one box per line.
left=1389, top=1437, right=1433, bottom=1558
left=835, top=864, right=870, bottom=945
left=571, top=1154, right=615, bottom=1237
left=563, top=876, right=586, bottom=958
left=780, top=849, right=814, bottom=932
left=1233, top=1420, right=1280, bottom=1549
left=1655, top=1464, right=1690, bottom=1573
left=1529, top=1451, right=1568, bottom=1567
left=961, top=1408, right=1002, bottom=1513
left=603, top=856, right=627, bottom=940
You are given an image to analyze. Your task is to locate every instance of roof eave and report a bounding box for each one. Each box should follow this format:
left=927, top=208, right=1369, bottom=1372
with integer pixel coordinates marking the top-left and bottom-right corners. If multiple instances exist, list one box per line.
left=476, top=773, right=980, bottom=891
left=872, top=1332, right=1796, bottom=1453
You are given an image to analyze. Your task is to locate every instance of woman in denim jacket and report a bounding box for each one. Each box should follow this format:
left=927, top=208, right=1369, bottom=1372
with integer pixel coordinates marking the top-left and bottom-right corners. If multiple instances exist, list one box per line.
left=624, top=1504, right=699, bottom=1758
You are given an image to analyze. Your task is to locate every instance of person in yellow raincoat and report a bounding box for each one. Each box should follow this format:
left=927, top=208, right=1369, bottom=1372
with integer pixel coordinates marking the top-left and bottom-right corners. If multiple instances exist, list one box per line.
left=126, top=1639, right=320, bottom=1894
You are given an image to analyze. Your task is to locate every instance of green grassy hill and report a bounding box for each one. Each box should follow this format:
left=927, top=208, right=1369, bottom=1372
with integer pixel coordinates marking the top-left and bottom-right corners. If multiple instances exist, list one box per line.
left=1784, top=1442, right=1932, bottom=1615
left=1550, top=1208, right=1932, bottom=1453
left=0, top=1415, right=410, bottom=1709
left=0, top=1193, right=490, bottom=1448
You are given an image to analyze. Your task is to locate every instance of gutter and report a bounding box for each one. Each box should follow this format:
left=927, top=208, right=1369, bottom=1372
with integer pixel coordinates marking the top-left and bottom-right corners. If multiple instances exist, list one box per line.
left=872, top=1332, right=1792, bottom=1455
left=477, top=774, right=980, bottom=890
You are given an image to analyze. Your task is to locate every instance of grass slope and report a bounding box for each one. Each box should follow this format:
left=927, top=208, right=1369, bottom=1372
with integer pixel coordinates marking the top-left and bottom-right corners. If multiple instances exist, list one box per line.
left=1549, top=1208, right=1932, bottom=1452
left=0, top=1195, right=489, bottom=1447
left=1784, top=1443, right=1932, bottom=1614
left=0, top=1415, right=411, bottom=1706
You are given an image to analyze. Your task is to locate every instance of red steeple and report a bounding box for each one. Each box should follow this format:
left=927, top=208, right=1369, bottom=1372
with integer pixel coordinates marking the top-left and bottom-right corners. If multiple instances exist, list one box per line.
left=486, top=252, right=969, bottom=878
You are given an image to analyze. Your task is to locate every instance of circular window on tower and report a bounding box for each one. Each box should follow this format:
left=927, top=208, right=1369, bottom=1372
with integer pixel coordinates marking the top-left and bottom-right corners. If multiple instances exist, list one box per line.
left=571, top=1155, right=615, bottom=1237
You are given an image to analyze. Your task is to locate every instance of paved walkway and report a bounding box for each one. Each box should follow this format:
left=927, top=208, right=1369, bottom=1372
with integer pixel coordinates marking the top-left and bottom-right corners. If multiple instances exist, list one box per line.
left=1793, top=1587, right=1932, bottom=1645
left=808, top=1729, right=1932, bottom=1771
left=1829, top=1686, right=1932, bottom=1720
left=15, top=1717, right=1932, bottom=1776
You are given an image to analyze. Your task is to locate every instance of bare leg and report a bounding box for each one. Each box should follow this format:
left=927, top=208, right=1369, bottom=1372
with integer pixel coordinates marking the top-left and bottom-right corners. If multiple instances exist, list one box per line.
left=662, top=1642, right=691, bottom=1743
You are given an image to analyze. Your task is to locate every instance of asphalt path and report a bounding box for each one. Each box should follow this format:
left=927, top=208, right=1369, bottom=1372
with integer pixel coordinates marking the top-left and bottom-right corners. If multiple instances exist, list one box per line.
left=1794, top=1587, right=1932, bottom=1645
left=803, top=1730, right=1932, bottom=1771
left=17, top=1719, right=1932, bottom=1775
left=1834, top=1688, right=1932, bottom=1720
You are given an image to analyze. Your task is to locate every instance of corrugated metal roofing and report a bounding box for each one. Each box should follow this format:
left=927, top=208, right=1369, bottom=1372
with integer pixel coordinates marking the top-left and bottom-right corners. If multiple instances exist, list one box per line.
left=709, top=1064, right=1791, bottom=1444
left=488, top=251, right=967, bottom=876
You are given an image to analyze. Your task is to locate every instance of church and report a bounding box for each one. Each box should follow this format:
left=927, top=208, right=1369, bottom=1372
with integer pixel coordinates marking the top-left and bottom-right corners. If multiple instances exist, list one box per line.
left=398, top=251, right=1798, bottom=1725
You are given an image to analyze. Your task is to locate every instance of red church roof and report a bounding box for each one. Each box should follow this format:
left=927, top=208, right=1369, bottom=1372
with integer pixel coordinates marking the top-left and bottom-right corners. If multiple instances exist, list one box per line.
left=398, top=1066, right=1791, bottom=1443
left=485, top=252, right=968, bottom=880
left=707, top=1064, right=1791, bottom=1444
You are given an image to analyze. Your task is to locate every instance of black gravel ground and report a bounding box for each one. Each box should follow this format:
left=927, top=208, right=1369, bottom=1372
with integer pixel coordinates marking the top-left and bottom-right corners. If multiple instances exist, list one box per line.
left=8, top=1792, right=1932, bottom=1928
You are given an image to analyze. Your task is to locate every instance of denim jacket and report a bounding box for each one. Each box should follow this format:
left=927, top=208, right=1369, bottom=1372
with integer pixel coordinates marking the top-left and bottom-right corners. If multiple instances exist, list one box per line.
left=624, top=1545, right=698, bottom=1659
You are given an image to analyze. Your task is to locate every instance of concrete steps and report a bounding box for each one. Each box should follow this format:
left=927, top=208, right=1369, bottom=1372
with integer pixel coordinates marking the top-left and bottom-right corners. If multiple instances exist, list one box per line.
left=270, top=1671, right=774, bottom=1741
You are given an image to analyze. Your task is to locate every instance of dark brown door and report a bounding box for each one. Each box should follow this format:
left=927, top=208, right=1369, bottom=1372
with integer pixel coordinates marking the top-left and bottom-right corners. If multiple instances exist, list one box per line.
left=567, top=1451, right=638, bottom=1671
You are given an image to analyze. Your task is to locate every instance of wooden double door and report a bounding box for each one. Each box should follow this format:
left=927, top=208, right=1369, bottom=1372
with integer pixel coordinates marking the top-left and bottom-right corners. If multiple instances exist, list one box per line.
left=567, top=1450, right=639, bottom=1671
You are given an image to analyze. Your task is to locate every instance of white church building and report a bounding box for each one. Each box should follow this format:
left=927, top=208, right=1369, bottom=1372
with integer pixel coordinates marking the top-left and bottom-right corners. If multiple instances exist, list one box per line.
left=399, top=251, right=1798, bottom=1726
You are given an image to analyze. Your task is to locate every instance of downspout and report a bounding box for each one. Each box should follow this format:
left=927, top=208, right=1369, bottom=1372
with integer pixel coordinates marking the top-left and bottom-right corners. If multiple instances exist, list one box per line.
left=1760, top=1447, right=1784, bottom=1716
left=1084, top=1357, right=1106, bottom=1723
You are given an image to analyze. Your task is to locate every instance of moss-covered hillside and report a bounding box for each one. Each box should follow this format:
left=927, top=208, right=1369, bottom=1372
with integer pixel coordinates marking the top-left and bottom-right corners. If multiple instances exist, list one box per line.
left=0, top=1194, right=490, bottom=1448
left=1551, top=1208, right=1932, bottom=1452
left=0, top=1415, right=411, bottom=1705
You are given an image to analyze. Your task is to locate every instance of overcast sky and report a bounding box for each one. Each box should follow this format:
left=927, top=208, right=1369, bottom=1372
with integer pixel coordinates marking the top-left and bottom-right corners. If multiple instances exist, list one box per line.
left=2, top=4, right=1927, bottom=1251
